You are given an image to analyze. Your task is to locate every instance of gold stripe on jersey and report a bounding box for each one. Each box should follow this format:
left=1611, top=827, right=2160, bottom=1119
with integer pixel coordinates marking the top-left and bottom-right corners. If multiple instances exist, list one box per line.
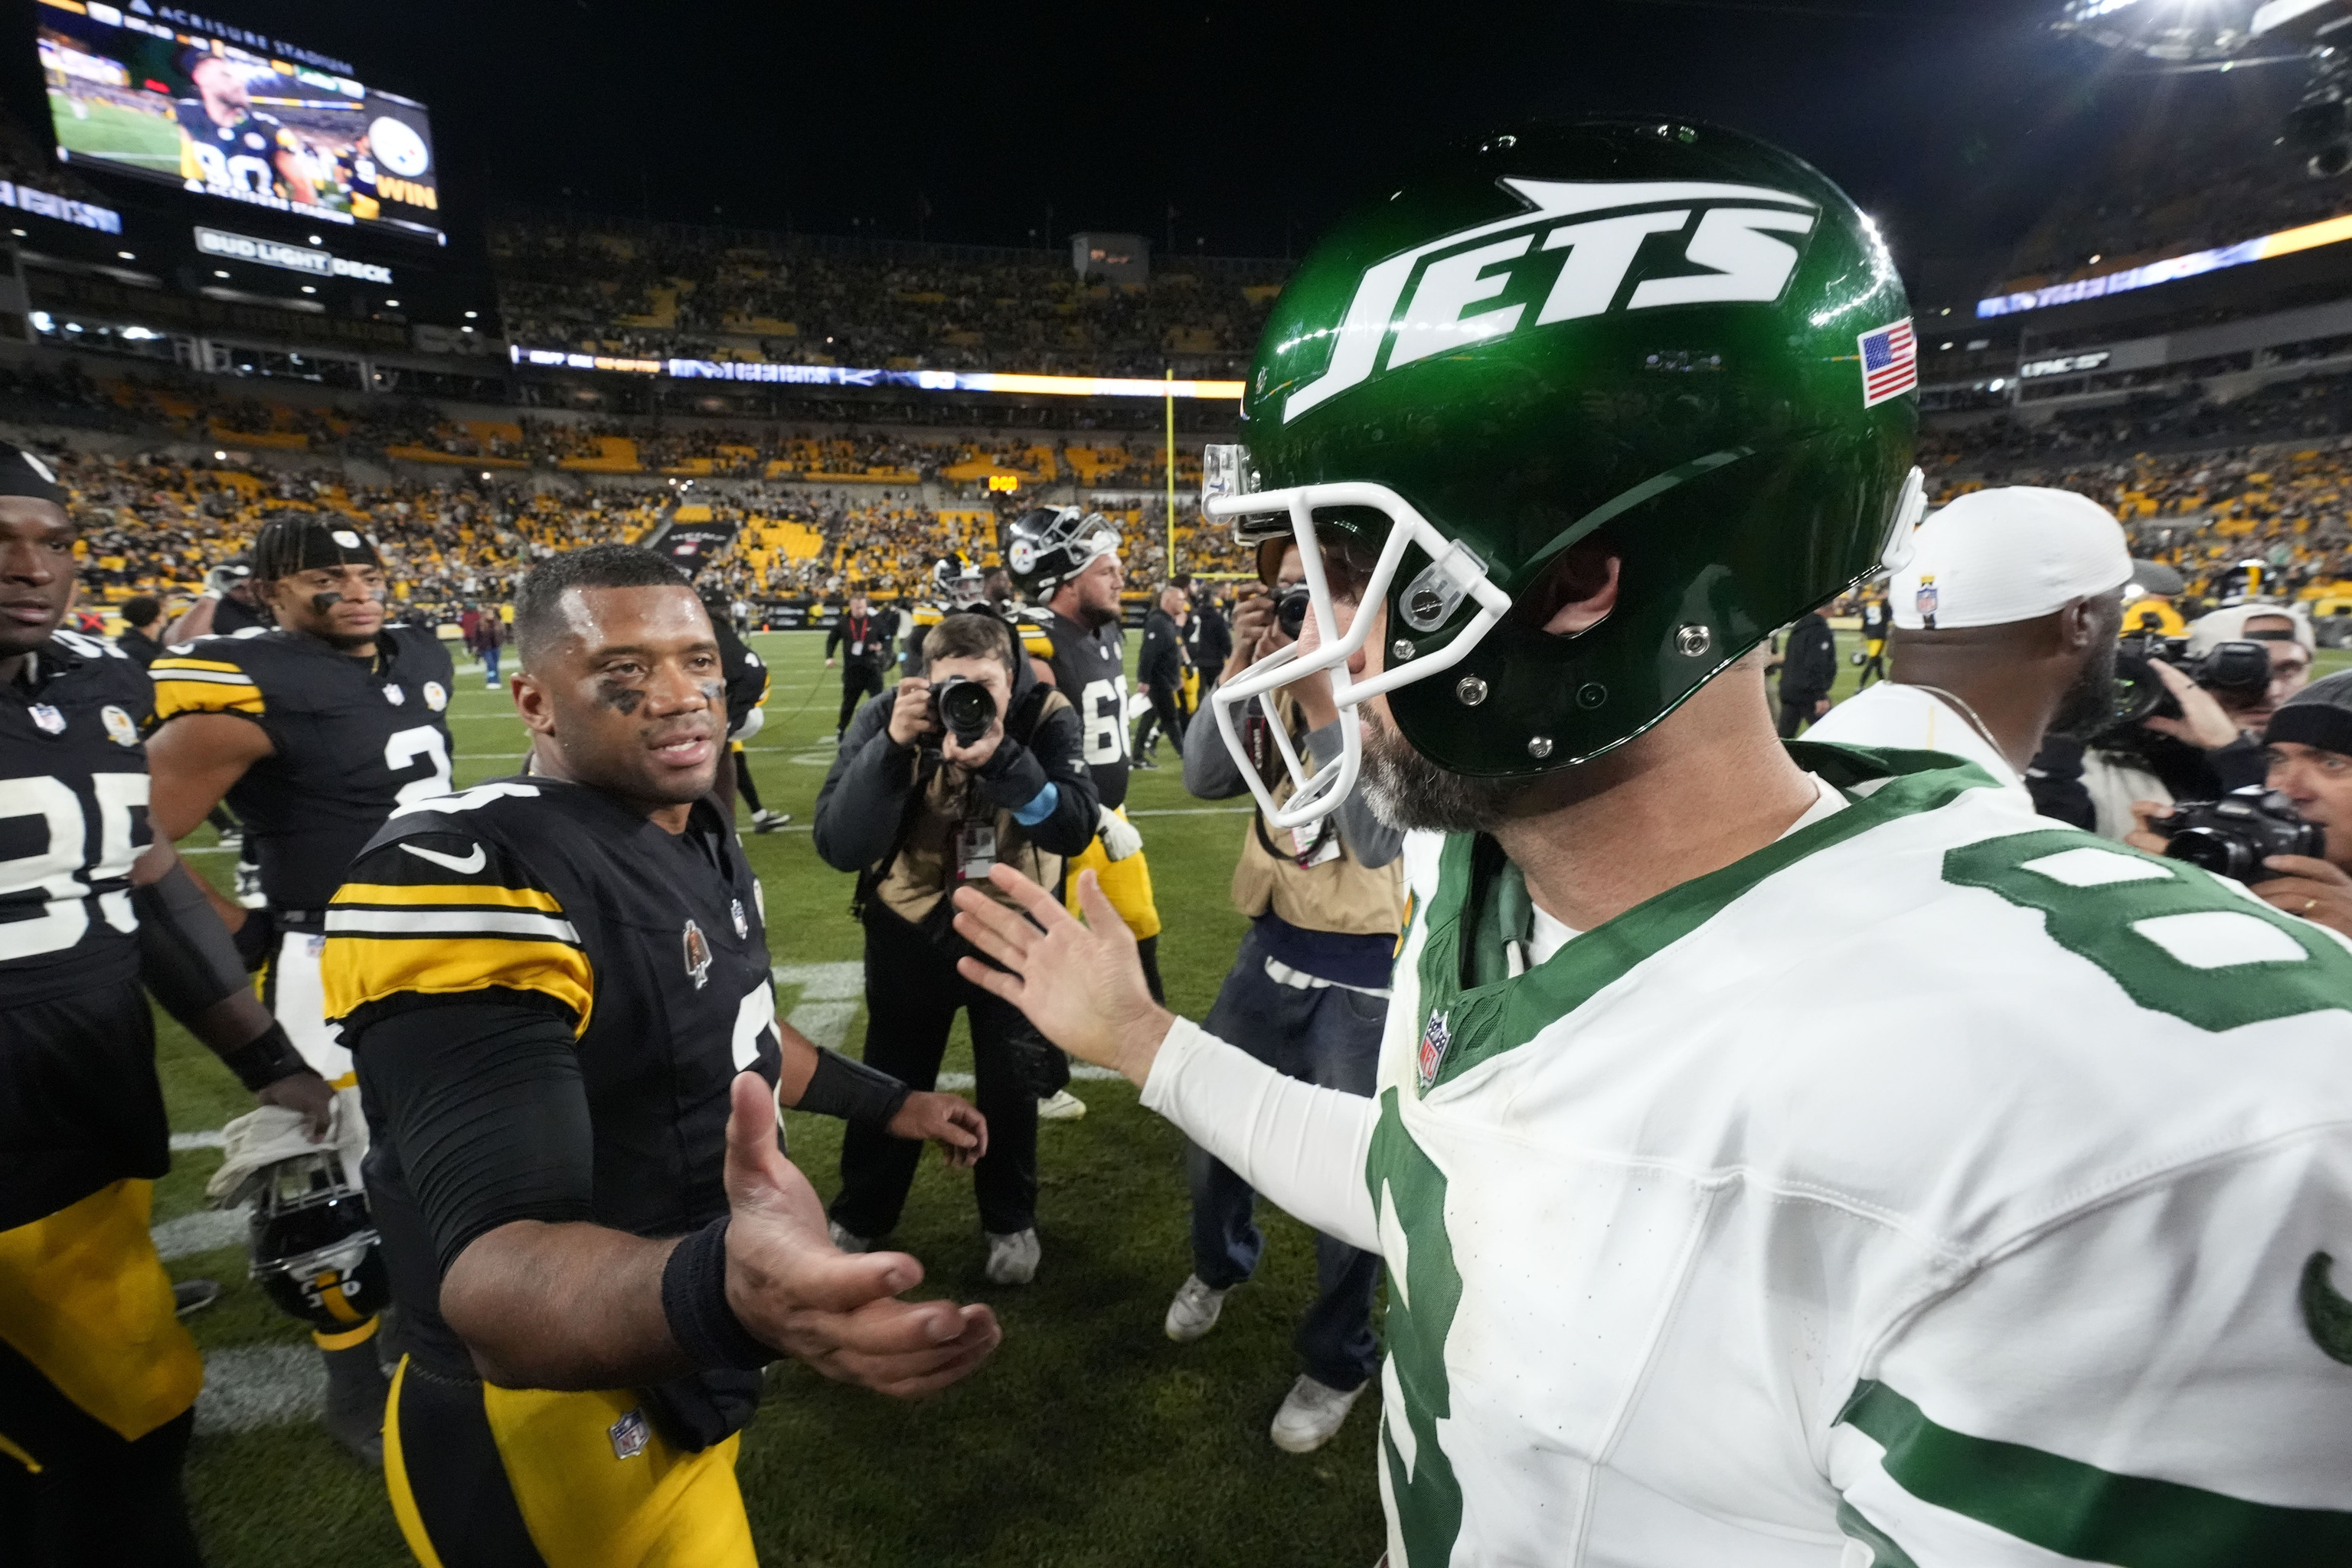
left=150, top=658, right=264, bottom=720
left=325, top=866, right=593, bottom=1030
left=321, top=933, right=594, bottom=1034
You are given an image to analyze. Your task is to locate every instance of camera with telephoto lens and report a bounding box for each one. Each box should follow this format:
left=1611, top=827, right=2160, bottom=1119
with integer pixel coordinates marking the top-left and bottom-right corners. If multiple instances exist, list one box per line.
left=2152, top=786, right=2327, bottom=881
left=929, top=675, right=996, bottom=746
left=1275, top=583, right=1311, bottom=639
left=2105, top=634, right=2273, bottom=731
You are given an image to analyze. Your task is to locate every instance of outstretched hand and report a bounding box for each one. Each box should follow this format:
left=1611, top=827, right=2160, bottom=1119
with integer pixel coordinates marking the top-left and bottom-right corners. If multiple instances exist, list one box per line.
left=720, top=1073, right=998, bottom=1398
left=951, top=866, right=1174, bottom=1086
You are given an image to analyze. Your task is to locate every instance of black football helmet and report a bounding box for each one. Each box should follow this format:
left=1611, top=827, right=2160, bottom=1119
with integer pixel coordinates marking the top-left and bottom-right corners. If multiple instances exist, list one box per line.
left=247, top=1151, right=388, bottom=1332
left=1004, top=506, right=1119, bottom=599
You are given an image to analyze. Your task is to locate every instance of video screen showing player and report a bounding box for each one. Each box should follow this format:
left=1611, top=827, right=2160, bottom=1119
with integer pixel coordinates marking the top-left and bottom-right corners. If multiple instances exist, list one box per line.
left=38, top=8, right=439, bottom=240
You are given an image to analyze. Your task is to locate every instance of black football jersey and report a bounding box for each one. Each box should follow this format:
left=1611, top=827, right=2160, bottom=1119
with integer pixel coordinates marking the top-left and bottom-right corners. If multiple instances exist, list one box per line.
left=322, top=777, right=782, bottom=1372
left=150, top=625, right=456, bottom=911
left=1037, top=607, right=1131, bottom=810
left=714, top=620, right=770, bottom=737
left=0, top=630, right=155, bottom=1006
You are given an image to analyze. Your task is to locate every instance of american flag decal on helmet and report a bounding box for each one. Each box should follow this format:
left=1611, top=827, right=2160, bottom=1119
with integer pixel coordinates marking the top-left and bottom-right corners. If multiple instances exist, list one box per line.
left=1857, top=319, right=1917, bottom=408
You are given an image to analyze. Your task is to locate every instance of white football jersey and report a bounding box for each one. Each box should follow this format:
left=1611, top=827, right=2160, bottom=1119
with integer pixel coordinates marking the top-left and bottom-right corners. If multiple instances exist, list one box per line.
left=1368, top=748, right=2352, bottom=1566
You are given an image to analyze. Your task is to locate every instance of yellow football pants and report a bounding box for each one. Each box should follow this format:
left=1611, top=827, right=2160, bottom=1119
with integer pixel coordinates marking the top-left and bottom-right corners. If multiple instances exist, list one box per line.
left=385, top=1355, right=754, bottom=1568
left=1064, top=811, right=1161, bottom=939
left=0, top=1180, right=203, bottom=1460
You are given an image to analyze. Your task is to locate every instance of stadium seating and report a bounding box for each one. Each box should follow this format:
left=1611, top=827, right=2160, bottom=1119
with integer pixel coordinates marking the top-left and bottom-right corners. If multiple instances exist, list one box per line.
left=488, top=214, right=1289, bottom=378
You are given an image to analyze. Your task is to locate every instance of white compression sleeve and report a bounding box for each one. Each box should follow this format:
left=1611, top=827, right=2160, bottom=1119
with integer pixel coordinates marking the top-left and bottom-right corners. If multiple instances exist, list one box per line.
left=1139, top=1018, right=1383, bottom=1254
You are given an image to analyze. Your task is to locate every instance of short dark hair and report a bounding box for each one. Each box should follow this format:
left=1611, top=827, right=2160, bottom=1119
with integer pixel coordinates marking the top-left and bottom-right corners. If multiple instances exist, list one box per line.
left=121, top=595, right=162, bottom=629
left=514, top=544, right=691, bottom=665
left=923, top=611, right=1015, bottom=675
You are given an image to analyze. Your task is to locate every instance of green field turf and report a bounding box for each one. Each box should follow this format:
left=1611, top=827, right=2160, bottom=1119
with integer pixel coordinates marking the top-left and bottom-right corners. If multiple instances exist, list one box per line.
left=47, top=88, right=181, bottom=172
left=157, top=626, right=2352, bottom=1563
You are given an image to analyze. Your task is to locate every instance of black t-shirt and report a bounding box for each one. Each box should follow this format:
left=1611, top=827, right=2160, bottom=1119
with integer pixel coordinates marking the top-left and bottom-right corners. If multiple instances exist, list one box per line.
left=212, top=593, right=269, bottom=635
left=327, top=777, right=782, bottom=1375
left=0, top=630, right=155, bottom=1005
left=1037, top=606, right=1131, bottom=811
left=150, top=626, right=456, bottom=911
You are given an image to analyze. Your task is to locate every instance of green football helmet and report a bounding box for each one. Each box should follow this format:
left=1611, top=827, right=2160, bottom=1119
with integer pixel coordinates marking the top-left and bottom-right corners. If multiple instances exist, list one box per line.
left=1204, top=116, right=1922, bottom=827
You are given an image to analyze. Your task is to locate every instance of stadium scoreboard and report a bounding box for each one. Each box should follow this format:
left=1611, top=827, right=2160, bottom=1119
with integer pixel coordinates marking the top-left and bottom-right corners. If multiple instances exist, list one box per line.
left=36, top=0, right=443, bottom=247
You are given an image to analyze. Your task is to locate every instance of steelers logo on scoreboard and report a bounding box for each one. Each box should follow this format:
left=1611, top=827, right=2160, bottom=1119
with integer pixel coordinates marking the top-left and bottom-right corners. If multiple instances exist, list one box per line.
left=368, top=116, right=431, bottom=178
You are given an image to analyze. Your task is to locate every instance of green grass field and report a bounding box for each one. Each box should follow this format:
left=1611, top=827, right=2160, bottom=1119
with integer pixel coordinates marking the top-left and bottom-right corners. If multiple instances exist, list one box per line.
left=47, top=88, right=181, bottom=173
left=156, top=628, right=2352, bottom=1563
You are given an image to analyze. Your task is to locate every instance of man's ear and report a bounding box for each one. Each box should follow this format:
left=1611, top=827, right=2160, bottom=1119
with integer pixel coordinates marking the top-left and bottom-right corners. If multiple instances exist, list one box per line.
left=1519, top=541, right=1622, bottom=636
left=509, top=669, right=554, bottom=736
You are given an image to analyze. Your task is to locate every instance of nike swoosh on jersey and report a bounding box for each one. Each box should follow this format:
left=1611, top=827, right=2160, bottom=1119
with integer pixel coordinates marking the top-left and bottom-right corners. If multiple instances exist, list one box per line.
left=401, top=841, right=487, bottom=876
left=2301, top=1252, right=2352, bottom=1366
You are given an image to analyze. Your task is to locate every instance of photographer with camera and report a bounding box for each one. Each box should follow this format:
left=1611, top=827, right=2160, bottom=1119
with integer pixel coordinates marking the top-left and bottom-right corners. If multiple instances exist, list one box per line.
left=813, top=611, right=1099, bottom=1285
left=2125, top=670, right=2352, bottom=939
left=1168, top=540, right=1404, bottom=1455
left=2078, top=603, right=2314, bottom=839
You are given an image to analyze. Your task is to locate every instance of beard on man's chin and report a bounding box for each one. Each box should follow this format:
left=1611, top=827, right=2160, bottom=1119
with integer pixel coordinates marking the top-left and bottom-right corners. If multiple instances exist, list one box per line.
left=2048, top=637, right=2120, bottom=740
left=1359, top=710, right=1542, bottom=834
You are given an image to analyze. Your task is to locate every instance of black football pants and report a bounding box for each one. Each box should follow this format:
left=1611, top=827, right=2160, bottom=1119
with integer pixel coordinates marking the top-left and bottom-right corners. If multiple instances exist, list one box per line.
left=831, top=912, right=1044, bottom=1239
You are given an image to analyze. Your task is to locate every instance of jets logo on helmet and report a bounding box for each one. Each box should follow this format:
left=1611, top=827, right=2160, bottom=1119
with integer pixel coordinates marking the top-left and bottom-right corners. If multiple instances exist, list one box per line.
left=1004, top=506, right=1120, bottom=599
left=1206, top=118, right=1925, bottom=828
left=1284, top=176, right=1821, bottom=423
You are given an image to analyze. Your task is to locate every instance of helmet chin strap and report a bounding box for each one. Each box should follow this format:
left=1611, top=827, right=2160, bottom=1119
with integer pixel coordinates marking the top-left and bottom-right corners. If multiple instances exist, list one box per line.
left=1205, top=482, right=1513, bottom=830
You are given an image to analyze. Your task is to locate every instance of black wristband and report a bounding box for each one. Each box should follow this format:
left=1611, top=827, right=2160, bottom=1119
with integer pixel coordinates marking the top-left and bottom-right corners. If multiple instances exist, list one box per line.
left=660, top=1215, right=776, bottom=1372
left=796, top=1048, right=912, bottom=1127
left=216, top=1021, right=309, bottom=1094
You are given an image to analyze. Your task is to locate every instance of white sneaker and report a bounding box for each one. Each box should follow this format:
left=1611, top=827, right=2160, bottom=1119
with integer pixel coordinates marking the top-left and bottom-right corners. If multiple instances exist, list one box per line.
left=751, top=808, right=792, bottom=833
left=828, top=1220, right=872, bottom=1253
left=1270, top=1374, right=1367, bottom=1454
left=984, top=1227, right=1040, bottom=1285
left=1037, top=1089, right=1086, bottom=1122
left=1163, top=1274, right=1230, bottom=1343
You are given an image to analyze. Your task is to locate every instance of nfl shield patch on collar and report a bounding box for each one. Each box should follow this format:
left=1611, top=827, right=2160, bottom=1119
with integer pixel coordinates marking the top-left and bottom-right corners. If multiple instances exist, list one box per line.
left=29, top=703, right=64, bottom=735
left=1416, top=1011, right=1452, bottom=1094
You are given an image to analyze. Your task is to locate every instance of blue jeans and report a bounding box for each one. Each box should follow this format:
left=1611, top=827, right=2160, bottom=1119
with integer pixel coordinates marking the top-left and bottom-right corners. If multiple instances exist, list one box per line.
left=1187, top=924, right=1386, bottom=1391
left=481, top=644, right=501, bottom=685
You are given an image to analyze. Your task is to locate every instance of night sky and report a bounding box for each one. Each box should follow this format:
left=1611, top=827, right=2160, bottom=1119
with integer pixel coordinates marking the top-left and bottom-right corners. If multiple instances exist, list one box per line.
left=14, top=0, right=2325, bottom=286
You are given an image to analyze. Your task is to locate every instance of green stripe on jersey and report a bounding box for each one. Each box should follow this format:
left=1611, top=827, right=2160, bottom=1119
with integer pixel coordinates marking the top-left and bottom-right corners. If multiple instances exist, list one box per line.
left=1839, top=1380, right=2352, bottom=1564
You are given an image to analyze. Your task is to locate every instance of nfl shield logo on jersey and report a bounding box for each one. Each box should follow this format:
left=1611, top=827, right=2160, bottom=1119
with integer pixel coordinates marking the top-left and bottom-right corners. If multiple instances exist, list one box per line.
left=1416, top=1011, right=1452, bottom=1094
left=607, top=1410, right=650, bottom=1461
left=730, top=898, right=747, bottom=939
left=1914, top=576, right=1939, bottom=630
left=29, top=703, right=64, bottom=735
left=682, top=920, right=712, bottom=990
